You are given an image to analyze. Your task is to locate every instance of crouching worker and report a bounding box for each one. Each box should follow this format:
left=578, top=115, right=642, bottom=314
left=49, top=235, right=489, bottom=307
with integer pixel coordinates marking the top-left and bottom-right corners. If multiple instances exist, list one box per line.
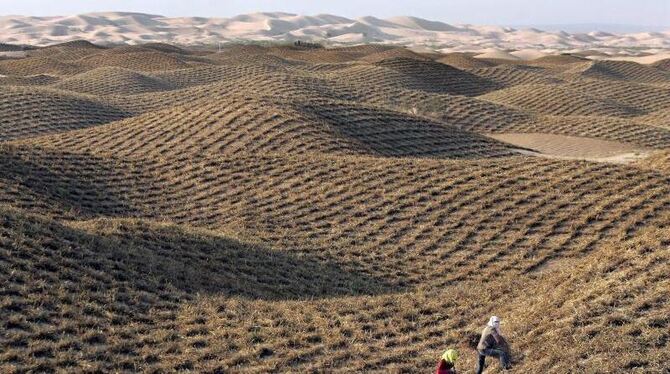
left=475, top=316, right=511, bottom=373
left=435, top=348, right=458, bottom=374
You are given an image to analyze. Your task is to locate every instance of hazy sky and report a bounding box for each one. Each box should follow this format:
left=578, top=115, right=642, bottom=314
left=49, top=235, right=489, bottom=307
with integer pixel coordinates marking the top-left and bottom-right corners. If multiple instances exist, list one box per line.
left=1, top=0, right=668, bottom=27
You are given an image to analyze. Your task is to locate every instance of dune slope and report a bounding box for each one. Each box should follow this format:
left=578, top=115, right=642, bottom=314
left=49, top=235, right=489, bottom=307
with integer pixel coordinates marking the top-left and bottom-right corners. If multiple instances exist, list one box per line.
left=0, top=42, right=669, bottom=373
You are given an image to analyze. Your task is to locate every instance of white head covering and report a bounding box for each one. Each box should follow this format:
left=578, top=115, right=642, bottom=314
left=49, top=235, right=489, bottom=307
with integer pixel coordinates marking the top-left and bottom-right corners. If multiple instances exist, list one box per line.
left=488, top=316, right=501, bottom=333
left=488, top=316, right=500, bottom=327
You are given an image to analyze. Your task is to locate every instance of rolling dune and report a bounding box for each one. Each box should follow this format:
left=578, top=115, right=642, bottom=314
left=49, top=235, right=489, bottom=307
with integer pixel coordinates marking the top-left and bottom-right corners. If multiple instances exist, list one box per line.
left=0, top=12, right=668, bottom=57
left=0, top=41, right=668, bottom=373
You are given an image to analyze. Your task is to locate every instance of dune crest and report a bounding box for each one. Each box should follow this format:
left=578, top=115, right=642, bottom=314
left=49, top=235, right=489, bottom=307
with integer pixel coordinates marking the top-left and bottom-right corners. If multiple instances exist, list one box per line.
left=0, top=12, right=668, bottom=57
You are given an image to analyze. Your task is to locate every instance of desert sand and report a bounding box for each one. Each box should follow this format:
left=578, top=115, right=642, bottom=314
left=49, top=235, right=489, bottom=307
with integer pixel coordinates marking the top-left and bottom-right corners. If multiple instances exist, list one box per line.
left=0, top=12, right=668, bottom=58
left=488, top=133, right=651, bottom=163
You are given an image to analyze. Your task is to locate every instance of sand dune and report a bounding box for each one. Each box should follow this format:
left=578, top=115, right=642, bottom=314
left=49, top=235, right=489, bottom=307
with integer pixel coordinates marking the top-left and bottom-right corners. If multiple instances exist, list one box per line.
left=569, top=60, right=670, bottom=83
left=479, top=84, right=644, bottom=117
left=0, top=86, right=130, bottom=140
left=0, top=42, right=669, bottom=373
left=0, top=12, right=668, bottom=57
left=475, top=48, right=522, bottom=60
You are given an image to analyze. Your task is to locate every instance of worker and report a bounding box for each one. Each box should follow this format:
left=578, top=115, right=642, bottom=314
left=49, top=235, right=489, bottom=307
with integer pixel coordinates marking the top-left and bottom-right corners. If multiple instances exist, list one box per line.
left=475, top=316, right=511, bottom=373
left=435, top=348, right=459, bottom=374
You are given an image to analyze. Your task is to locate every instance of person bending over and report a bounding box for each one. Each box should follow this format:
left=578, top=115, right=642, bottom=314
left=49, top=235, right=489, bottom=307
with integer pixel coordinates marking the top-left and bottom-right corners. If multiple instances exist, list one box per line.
left=475, top=316, right=511, bottom=373
left=435, top=349, right=458, bottom=374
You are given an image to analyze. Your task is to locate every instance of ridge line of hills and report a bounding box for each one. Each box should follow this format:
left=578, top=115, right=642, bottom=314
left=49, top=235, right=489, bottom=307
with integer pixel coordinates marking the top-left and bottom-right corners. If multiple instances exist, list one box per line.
left=0, top=12, right=668, bottom=58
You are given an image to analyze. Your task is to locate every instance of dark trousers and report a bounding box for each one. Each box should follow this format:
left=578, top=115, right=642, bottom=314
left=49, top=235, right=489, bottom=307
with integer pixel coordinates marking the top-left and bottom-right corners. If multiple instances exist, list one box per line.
left=475, top=348, right=511, bottom=374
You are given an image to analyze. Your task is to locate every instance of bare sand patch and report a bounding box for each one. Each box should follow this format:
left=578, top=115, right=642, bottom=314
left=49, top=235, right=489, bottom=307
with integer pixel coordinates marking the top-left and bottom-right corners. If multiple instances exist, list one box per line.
left=0, top=51, right=27, bottom=58
left=475, top=48, right=522, bottom=61
left=488, top=132, right=651, bottom=163
left=595, top=52, right=670, bottom=65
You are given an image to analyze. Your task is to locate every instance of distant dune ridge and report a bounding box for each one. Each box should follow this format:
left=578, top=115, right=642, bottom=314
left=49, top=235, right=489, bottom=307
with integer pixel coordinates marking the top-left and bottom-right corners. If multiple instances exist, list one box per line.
left=0, top=12, right=669, bottom=58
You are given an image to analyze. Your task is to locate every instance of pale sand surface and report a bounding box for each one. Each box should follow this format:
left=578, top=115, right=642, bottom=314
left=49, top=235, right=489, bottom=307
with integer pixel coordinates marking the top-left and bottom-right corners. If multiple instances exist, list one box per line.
left=474, top=49, right=522, bottom=60
left=0, top=51, right=27, bottom=58
left=599, top=53, right=670, bottom=64
left=510, top=49, right=549, bottom=60
left=488, top=133, right=651, bottom=163
left=0, top=12, right=667, bottom=57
